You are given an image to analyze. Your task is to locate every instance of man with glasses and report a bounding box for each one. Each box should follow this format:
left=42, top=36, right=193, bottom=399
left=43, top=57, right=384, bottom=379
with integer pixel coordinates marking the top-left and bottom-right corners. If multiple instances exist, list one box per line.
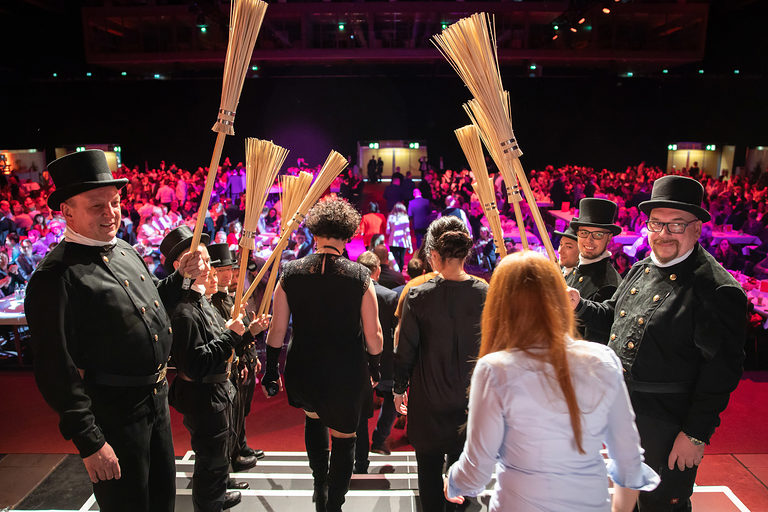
left=570, top=176, right=746, bottom=511
left=554, top=226, right=579, bottom=278
left=566, top=198, right=623, bottom=343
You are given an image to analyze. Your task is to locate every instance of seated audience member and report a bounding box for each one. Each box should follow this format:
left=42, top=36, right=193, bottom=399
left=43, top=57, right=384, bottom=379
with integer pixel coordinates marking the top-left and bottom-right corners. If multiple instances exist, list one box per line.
left=714, top=239, right=742, bottom=270
left=445, top=251, right=658, bottom=511
left=257, top=207, right=280, bottom=234
left=613, top=251, right=633, bottom=278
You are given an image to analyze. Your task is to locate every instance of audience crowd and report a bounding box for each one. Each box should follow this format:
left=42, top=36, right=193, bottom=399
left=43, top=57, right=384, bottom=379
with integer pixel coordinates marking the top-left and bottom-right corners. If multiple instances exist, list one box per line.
left=1, top=154, right=766, bottom=297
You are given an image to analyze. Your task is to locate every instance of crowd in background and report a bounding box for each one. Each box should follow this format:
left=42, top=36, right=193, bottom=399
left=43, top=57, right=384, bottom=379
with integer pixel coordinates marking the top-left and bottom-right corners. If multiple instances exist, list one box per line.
left=0, top=153, right=766, bottom=298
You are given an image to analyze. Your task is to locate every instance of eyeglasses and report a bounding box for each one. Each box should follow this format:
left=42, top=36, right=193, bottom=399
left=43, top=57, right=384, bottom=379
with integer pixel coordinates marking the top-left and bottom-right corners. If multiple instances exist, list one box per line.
left=645, top=220, right=698, bottom=234
left=576, top=230, right=611, bottom=240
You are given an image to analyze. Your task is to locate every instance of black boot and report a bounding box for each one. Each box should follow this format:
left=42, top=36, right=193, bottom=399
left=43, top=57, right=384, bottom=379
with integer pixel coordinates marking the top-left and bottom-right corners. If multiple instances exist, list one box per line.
left=326, top=436, right=356, bottom=512
left=305, top=416, right=329, bottom=512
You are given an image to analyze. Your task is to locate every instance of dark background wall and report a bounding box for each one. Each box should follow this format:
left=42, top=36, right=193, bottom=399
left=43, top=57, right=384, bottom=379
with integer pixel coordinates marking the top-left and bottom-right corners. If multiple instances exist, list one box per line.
left=2, top=73, right=766, bottom=172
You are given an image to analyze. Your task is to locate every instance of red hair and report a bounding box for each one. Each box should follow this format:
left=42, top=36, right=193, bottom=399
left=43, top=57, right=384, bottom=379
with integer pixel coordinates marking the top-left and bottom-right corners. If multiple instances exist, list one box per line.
left=479, top=251, right=585, bottom=454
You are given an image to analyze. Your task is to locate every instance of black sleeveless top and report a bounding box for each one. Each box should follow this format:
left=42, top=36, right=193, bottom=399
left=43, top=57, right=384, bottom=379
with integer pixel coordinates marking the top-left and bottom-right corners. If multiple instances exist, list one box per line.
left=280, top=253, right=371, bottom=433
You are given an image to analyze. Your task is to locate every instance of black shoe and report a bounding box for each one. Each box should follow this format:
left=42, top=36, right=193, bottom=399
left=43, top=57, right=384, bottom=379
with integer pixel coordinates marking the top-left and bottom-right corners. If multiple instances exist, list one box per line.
left=223, top=490, right=242, bottom=509
left=240, top=446, right=265, bottom=459
left=370, top=443, right=391, bottom=456
left=227, top=479, right=250, bottom=490
left=232, top=455, right=258, bottom=472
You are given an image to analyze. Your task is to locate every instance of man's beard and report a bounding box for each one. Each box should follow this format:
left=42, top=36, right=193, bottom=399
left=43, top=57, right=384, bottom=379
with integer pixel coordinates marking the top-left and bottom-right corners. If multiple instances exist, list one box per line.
left=651, top=238, right=679, bottom=263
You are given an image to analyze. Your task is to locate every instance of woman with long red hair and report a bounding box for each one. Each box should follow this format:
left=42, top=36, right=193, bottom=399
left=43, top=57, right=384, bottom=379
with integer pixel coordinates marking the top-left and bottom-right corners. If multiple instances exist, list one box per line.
left=444, top=251, right=658, bottom=511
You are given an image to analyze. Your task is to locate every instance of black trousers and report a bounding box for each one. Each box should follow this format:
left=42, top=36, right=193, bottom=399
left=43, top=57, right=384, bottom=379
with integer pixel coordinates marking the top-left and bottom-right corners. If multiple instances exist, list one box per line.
left=175, top=382, right=234, bottom=512
left=92, top=382, right=175, bottom=512
left=635, top=414, right=697, bottom=512
left=233, top=359, right=257, bottom=455
left=391, top=247, right=406, bottom=272
left=415, top=445, right=463, bottom=512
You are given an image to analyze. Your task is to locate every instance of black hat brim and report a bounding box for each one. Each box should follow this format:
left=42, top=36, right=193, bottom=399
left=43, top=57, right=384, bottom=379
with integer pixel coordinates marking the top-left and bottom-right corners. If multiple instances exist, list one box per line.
left=48, top=179, right=129, bottom=210
left=554, top=230, right=578, bottom=241
left=569, top=219, right=622, bottom=236
left=165, top=233, right=210, bottom=266
left=638, top=200, right=711, bottom=223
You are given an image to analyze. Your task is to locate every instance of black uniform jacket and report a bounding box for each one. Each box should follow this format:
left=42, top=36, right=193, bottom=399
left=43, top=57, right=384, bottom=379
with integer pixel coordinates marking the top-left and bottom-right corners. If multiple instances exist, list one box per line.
left=26, top=239, right=184, bottom=457
left=576, top=244, right=746, bottom=442
left=168, top=290, right=242, bottom=415
left=373, top=281, right=398, bottom=384
left=210, top=290, right=259, bottom=364
left=566, top=256, right=622, bottom=344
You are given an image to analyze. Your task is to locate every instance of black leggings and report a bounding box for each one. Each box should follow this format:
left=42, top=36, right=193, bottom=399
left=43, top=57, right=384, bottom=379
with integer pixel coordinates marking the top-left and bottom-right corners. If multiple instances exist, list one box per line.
left=415, top=446, right=463, bottom=512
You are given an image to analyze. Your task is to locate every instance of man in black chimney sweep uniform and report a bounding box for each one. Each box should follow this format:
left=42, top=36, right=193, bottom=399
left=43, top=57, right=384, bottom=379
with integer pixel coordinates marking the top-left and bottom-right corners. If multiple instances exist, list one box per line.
left=207, top=243, right=268, bottom=469
left=160, top=227, right=267, bottom=512
left=571, top=176, right=747, bottom=511
left=566, top=198, right=622, bottom=344
left=26, top=150, right=206, bottom=512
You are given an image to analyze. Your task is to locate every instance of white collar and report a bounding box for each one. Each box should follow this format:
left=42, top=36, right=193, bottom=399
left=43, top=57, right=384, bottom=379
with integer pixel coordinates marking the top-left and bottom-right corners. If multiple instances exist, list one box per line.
left=64, top=226, right=117, bottom=247
left=217, top=286, right=228, bottom=293
left=562, top=266, right=575, bottom=277
left=578, top=251, right=612, bottom=266
left=651, top=246, right=694, bottom=268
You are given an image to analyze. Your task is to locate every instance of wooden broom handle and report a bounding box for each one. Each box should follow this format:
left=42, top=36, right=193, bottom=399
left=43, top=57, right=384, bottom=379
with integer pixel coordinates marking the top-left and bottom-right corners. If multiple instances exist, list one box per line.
left=241, top=235, right=289, bottom=305
left=258, top=256, right=281, bottom=316
left=231, top=247, right=251, bottom=320
left=184, top=132, right=227, bottom=288
left=505, top=153, right=557, bottom=262
left=509, top=190, right=528, bottom=251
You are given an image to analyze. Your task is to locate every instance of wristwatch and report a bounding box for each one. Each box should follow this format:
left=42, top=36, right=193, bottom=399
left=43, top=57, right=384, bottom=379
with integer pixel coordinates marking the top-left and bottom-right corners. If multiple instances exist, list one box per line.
left=685, top=434, right=705, bottom=446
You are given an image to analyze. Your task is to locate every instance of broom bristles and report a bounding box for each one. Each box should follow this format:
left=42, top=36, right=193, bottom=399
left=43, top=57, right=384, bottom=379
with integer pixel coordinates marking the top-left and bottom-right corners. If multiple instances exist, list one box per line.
left=240, top=138, right=289, bottom=251
left=436, top=12, right=556, bottom=261
left=455, top=125, right=506, bottom=258
left=240, top=151, right=348, bottom=305
left=212, top=0, right=268, bottom=135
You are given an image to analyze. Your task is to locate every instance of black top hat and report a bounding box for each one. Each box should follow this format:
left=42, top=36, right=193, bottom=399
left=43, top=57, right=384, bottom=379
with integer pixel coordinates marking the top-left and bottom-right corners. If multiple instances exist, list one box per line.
left=230, top=249, right=241, bottom=269
left=569, top=198, right=622, bottom=236
left=160, top=225, right=209, bottom=265
left=208, top=243, right=235, bottom=267
left=639, top=175, right=711, bottom=222
left=47, top=150, right=129, bottom=210
left=554, top=226, right=578, bottom=242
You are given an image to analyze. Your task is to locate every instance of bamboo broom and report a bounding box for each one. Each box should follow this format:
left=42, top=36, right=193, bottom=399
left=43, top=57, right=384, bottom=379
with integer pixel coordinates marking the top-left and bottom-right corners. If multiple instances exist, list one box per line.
left=240, top=151, right=348, bottom=305
left=433, top=13, right=556, bottom=262
left=185, top=0, right=268, bottom=289
left=463, top=97, right=528, bottom=250
left=231, top=138, right=289, bottom=320
left=454, top=125, right=507, bottom=258
left=257, top=171, right=314, bottom=315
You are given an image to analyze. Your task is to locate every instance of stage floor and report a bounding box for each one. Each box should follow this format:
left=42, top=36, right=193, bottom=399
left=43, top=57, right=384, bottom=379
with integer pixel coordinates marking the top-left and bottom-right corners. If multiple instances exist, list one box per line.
left=2, top=450, right=764, bottom=511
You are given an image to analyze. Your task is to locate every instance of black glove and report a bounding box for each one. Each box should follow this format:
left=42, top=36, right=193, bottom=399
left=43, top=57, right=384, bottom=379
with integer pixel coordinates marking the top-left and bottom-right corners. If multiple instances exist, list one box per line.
left=367, top=351, right=382, bottom=383
left=263, top=345, right=282, bottom=396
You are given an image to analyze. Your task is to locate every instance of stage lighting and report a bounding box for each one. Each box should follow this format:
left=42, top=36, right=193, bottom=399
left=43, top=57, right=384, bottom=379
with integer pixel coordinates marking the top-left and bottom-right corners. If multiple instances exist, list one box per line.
left=52, top=72, right=57, bottom=77
left=603, top=7, right=611, bottom=14
left=663, top=69, right=668, bottom=74
left=121, top=71, right=127, bottom=76
left=578, top=17, right=586, bottom=24
left=86, top=72, right=92, bottom=77
left=251, top=65, right=259, bottom=71
left=734, top=69, right=740, bottom=75
left=338, top=23, right=345, bottom=31
left=698, top=69, right=704, bottom=74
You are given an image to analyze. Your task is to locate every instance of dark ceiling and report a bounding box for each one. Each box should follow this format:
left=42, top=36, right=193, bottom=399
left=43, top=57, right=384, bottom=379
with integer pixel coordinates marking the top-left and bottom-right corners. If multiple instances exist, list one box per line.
left=2, top=0, right=766, bottom=81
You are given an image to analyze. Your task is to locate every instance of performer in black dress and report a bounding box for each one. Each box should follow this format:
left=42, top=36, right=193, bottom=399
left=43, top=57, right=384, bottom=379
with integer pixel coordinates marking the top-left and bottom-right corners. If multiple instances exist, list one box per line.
left=394, top=216, right=488, bottom=512
left=261, top=198, right=383, bottom=512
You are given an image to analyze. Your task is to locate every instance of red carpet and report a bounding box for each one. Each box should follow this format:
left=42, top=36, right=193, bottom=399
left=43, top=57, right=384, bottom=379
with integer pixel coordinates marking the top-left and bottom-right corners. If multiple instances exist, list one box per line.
left=1, top=371, right=765, bottom=456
